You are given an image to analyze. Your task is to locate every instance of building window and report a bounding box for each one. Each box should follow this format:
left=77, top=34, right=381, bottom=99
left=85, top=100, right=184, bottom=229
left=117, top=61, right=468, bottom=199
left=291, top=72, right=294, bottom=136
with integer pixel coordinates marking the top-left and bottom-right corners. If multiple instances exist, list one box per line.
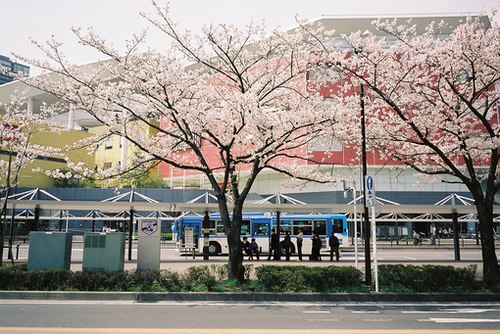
left=104, top=137, right=113, bottom=150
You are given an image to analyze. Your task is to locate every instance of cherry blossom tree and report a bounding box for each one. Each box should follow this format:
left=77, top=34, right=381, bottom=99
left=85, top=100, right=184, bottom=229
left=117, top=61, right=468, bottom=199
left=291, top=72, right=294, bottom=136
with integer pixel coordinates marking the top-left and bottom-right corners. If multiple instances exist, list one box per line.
left=18, top=2, right=335, bottom=280
left=323, top=16, right=499, bottom=281
left=0, top=93, right=61, bottom=266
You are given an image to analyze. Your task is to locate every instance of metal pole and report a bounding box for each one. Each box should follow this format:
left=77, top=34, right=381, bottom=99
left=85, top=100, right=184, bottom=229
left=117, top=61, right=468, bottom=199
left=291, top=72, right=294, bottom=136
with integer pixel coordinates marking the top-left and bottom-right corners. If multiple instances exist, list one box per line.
left=0, top=153, right=13, bottom=266
left=58, top=210, right=63, bottom=232
left=353, top=185, right=358, bottom=269
left=361, top=83, right=372, bottom=285
left=475, top=220, right=479, bottom=246
left=371, top=206, right=378, bottom=292
left=452, top=209, right=460, bottom=261
left=276, top=211, right=281, bottom=260
left=33, top=206, right=40, bottom=232
left=92, top=211, right=96, bottom=232
left=128, top=209, right=134, bottom=261
left=8, top=204, right=15, bottom=263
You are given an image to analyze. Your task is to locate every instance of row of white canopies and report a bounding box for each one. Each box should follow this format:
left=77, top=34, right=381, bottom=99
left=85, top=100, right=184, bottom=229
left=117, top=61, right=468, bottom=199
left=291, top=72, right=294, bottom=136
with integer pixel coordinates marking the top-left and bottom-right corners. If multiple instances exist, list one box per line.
left=3, top=188, right=499, bottom=225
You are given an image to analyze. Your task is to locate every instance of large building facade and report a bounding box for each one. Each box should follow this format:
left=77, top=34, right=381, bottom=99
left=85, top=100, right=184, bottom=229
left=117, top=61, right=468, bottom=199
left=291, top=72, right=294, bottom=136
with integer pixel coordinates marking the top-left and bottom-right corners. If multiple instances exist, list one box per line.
left=0, top=55, right=29, bottom=85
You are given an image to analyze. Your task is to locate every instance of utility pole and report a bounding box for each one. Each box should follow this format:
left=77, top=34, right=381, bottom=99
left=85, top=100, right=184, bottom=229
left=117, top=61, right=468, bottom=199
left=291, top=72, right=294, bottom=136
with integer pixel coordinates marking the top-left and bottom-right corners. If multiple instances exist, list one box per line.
left=360, top=83, right=372, bottom=286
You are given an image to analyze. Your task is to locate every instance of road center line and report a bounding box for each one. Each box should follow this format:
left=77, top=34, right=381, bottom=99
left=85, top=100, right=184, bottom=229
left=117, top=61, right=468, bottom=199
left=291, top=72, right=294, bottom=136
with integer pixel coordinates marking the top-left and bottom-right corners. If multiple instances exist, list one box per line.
left=302, top=311, right=331, bottom=314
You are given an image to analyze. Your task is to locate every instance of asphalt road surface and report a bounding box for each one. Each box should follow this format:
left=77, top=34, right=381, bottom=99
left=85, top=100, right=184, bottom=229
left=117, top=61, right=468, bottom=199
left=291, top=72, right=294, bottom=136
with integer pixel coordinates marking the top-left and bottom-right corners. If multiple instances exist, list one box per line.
left=0, top=300, right=499, bottom=333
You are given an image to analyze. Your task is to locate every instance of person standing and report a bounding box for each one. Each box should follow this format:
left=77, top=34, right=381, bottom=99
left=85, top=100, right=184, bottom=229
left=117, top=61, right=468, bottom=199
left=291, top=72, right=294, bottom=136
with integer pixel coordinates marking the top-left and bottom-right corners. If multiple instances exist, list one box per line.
left=329, top=232, right=340, bottom=261
left=267, top=229, right=280, bottom=260
left=311, top=233, right=322, bottom=261
left=413, top=230, right=421, bottom=246
left=283, top=231, right=292, bottom=261
left=296, top=228, right=304, bottom=261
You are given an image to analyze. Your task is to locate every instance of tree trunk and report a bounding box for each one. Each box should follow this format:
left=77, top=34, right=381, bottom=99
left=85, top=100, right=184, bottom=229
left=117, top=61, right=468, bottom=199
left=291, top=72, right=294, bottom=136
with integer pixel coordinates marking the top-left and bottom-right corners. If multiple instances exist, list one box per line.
left=470, top=185, right=499, bottom=283
left=215, top=191, right=245, bottom=281
left=476, top=201, right=499, bottom=283
left=227, top=228, right=244, bottom=281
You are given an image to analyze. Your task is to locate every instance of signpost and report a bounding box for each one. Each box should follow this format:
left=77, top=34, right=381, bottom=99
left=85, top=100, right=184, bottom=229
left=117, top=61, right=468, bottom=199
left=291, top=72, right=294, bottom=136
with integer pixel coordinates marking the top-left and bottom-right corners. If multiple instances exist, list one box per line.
left=137, top=218, right=161, bottom=270
left=366, top=175, right=379, bottom=292
left=184, top=227, right=195, bottom=259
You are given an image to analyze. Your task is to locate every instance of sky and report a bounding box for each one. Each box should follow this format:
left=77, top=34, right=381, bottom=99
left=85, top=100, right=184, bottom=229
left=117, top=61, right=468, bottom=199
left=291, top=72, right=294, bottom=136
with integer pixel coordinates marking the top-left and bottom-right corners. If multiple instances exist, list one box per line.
left=1, top=0, right=498, bottom=75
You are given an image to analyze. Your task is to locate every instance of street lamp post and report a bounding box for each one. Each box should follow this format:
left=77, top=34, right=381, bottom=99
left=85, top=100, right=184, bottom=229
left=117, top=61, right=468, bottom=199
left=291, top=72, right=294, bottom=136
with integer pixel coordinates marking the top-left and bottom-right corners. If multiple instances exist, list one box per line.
left=343, top=181, right=358, bottom=269
left=360, top=83, right=372, bottom=286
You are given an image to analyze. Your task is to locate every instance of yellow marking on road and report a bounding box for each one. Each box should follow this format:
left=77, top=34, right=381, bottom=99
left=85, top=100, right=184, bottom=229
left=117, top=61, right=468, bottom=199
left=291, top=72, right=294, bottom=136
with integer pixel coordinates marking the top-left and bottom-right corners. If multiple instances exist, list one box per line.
left=0, top=329, right=499, bottom=334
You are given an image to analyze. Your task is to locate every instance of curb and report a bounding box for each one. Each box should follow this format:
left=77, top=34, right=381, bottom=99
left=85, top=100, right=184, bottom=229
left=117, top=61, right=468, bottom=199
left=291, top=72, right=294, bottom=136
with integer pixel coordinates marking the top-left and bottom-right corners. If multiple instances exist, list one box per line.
left=1, top=291, right=499, bottom=303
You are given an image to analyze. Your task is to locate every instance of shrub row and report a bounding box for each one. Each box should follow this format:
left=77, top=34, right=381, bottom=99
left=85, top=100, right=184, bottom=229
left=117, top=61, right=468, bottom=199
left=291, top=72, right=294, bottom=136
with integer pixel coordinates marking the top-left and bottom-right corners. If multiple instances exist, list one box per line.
left=0, top=263, right=498, bottom=293
left=255, top=265, right=367, bottom=292
left=378, top=264, right=488, bottom=293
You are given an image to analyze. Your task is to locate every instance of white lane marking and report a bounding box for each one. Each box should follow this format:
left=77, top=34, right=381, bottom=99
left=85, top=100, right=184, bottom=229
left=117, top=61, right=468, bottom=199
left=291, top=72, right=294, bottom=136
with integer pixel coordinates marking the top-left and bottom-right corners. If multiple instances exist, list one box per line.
left=426, top=318, right=500, bottom=323
left=302, top=311, right=331, bottom=314
left=362, top=319, right=392, bottom=322
left=352, top=311, right=380, bottom=314
left=403, top=308, right=500, bottom=314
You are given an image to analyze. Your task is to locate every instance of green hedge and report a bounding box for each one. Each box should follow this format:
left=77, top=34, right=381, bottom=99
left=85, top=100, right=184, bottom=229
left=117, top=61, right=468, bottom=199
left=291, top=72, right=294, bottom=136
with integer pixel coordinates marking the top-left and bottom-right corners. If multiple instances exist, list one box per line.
left=0, top=263, right=498, bottom=293
left=255, top=265, right=367, bottom=292
left=378, top=264, right=478, bottom=293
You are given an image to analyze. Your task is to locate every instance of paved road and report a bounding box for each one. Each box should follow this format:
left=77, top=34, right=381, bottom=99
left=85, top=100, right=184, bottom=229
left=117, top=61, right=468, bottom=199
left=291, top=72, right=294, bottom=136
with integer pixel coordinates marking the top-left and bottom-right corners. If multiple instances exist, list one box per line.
left=0, top=300, right=499, bottom=333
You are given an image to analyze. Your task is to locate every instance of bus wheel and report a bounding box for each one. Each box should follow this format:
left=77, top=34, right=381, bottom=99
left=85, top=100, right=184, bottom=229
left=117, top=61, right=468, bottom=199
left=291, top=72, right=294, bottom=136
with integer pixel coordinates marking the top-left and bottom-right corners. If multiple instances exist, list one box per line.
left=208, top=241, right=221, bottom=256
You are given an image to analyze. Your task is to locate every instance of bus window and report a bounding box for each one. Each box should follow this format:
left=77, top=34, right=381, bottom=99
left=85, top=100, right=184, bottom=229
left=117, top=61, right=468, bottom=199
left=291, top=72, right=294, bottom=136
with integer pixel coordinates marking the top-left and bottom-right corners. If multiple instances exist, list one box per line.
left=253, top=222, right=269, bottom=236
left=240, top=220, right=250, bottom=235
left=292, top=220, right=313, bottom=235
left=205, top=219, right=217, bottom=235
left=333, top=218, right=344, bottom=233
left=276, top=220, right=292, bottom=234
left=313, top=220, right=327, bottom=236
left=216, top=221, right=225, bottom=235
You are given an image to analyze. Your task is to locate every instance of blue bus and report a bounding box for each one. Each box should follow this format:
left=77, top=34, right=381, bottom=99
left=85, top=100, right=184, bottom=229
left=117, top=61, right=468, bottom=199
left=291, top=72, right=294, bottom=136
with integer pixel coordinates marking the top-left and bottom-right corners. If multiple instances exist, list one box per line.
left=173, top=212, right=348, bottom=256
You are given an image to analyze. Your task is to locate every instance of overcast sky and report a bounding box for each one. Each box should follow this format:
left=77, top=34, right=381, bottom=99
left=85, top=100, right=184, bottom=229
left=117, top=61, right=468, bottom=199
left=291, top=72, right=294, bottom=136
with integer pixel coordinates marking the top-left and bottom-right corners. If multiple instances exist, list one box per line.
left=2, top=0, right=498, bottom=75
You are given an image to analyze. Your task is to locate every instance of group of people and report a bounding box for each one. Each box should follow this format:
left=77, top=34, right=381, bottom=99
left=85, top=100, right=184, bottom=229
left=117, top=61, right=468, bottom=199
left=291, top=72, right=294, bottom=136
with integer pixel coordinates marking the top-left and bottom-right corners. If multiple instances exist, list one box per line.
left=241, top=229, right=340, bottom=262
left=241, top=236, right=261, bottom=260
left=437, top=227, right=453, bottom=239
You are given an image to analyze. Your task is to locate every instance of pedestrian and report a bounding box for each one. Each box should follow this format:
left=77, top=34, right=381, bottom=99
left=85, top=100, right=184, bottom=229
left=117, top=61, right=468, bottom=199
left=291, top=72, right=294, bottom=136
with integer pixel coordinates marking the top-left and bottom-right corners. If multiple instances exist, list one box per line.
left=249, top=238, right=260, bottom=260
left=241, top=236, right=251, bottom=259
left=311, top=233, right=322, bottom=261
left=328, top=232, right=340, bottom=261
left=413, top=230, right=421, bottom=246
left=267, top=229, right=280, bottom=260
left=296, top=228, right=304, bottom=261
left=283, top=231, right=292, bottom=261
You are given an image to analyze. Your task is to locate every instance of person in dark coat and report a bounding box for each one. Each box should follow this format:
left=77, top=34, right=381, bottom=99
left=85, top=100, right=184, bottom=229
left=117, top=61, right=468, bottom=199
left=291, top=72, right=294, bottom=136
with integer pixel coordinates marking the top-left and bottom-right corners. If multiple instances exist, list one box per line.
left=241, top=236, right=252, bottom=259
left=296, top=228, right=304, bottom=261
left=249, top=238, right=260, bottom=260
left=283, top=231, right=292, bottom=261
left=311, top=233, right=322, bottom=261
left=329, top=232, right=340, bottom=261
left=267, top=229, right=280, bottom=260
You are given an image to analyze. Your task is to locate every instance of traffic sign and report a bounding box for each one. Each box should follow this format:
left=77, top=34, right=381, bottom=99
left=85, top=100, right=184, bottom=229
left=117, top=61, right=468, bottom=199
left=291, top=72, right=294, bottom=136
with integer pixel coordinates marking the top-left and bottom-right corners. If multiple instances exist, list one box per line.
left=366, top=175, right=376, bottom=207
